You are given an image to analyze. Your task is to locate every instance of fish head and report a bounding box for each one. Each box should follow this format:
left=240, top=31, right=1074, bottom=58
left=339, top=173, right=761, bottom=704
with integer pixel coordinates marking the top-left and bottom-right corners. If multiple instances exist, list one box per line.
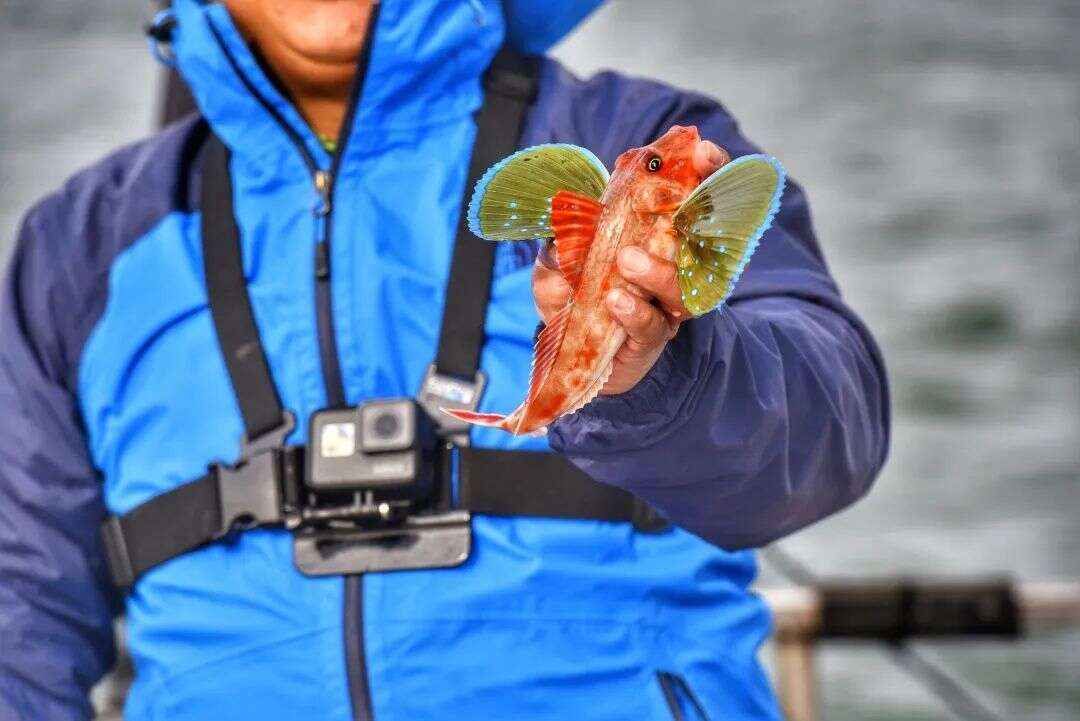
left=616, top=125, right=706, bottom=214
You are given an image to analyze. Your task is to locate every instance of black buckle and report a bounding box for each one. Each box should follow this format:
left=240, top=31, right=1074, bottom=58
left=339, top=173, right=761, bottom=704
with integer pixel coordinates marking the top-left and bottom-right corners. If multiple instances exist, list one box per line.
left=417, top=363, right=486, bottom=446
left=213, top=412, right=298, bottom=538
left=213, top=451, right=285, bottom=537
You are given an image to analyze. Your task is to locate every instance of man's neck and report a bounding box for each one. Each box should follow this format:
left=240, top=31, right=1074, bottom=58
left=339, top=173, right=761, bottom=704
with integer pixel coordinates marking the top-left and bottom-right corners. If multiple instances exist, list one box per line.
left=224, top=0, right=375, bottom=143
left=280, top=79, right=354, bottom=143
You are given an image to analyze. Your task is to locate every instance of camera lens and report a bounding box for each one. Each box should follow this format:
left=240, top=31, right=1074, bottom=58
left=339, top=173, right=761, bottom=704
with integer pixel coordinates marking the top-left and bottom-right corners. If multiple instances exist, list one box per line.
left=372, top=411, right=400, bottom=439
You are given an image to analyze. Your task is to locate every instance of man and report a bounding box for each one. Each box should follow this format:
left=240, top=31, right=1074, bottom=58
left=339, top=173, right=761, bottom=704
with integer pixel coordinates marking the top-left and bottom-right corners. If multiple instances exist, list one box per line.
left=0, top=1, right=889, bottom=719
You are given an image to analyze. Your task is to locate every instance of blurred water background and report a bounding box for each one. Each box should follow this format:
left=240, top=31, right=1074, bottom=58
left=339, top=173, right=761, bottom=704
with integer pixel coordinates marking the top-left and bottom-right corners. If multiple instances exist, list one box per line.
left=1, top=1, right=1077, bottom=719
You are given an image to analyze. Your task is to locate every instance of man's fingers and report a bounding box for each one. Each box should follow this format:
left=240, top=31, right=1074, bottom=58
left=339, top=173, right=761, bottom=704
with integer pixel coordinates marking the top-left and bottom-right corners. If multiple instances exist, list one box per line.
left=532, top=261, right=570, bottom=323
left=616, top=246, right=687, bottom=320
left=606, top=288, right=675, bottom=352
left=537, top=239, right=559, bottom=271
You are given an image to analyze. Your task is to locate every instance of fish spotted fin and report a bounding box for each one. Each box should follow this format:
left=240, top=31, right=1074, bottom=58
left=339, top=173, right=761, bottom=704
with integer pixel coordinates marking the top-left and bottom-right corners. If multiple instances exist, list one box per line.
left=550, top=190, right=603, bottom=289
left=467, top=144, right=609, bottom=242
left=672, top=154, right=785, bottom=316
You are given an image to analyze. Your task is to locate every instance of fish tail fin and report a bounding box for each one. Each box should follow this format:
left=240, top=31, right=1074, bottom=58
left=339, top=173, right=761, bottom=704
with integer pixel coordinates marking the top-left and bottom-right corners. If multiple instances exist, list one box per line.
left=439, top=408, right=509, bottom=429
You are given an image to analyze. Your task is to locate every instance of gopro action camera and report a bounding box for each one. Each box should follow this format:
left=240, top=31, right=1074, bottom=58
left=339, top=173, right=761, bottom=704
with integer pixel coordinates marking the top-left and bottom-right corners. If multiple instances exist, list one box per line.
left=307, top=398, right=438, bottom=499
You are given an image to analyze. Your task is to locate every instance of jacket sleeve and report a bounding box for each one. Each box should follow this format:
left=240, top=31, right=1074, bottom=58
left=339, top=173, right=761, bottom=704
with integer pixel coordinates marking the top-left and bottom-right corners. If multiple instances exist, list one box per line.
left=547, top=79, right=890, bottom=550
left=0, top=203, right=118, bottom=720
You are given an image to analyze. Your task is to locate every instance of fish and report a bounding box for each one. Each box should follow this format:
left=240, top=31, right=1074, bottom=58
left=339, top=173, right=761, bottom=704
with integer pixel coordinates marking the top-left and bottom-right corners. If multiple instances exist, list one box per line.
left=442, top=125, right=785, bottom=436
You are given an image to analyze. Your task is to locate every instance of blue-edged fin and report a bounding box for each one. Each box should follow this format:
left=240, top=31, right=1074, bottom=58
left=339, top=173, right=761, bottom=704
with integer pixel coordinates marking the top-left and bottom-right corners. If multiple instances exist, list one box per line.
left=672, top=154, right=785, bottom=316
left=467, top=144, right=609, bottom=241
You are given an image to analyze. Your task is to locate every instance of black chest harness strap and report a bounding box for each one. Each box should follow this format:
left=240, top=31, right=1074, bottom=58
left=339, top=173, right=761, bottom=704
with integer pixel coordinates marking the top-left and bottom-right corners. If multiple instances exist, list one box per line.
left=101, top=51, right=667, bottom=591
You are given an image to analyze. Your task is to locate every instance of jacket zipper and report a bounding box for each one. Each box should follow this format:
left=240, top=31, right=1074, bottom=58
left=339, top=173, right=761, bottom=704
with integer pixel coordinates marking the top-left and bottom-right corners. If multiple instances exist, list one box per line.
left=206, top=7, right=380, bottom=720
left=312, top=168, right=345, bottom=408
left=331, top=21, right=379, bottom=721
left=311, top=173, right=374, bottom=718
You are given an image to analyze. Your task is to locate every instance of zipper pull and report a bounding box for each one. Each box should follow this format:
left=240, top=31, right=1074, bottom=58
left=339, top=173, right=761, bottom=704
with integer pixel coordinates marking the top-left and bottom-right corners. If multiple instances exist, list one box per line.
left=313, top=171, right=332, bottom=280
left=314, top=169, right=332, bottom=216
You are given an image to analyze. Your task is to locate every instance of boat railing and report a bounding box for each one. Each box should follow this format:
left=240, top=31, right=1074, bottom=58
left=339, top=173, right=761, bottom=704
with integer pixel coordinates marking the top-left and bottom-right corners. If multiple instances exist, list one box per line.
left=762, top=579, right=1080, bottom=721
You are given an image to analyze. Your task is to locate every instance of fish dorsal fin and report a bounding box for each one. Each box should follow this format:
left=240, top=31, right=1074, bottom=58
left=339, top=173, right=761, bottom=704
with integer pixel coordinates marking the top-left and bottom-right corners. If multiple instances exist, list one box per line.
left=551, top=190, right=604, bottom=289
left=527, top=303, right=572, bottom=406
left=467, top=144, right=609, bottom=242
left=672, top=154, right=785, bottom=316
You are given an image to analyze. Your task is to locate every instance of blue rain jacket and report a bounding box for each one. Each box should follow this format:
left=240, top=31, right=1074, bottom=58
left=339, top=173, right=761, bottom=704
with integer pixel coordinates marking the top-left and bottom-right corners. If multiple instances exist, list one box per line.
left=0, top=1, right=889, bottom=719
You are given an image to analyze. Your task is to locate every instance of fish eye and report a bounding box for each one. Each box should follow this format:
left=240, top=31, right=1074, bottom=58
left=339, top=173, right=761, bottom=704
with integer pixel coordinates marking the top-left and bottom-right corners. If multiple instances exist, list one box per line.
left=647, top=155, right=662, bottom=172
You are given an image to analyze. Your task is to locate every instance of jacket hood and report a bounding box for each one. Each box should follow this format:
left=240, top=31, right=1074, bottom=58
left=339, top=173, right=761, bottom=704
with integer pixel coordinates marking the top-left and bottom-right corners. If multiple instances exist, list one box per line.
left=167, top=0, right=601, bottom=170
left=503, top=0, right=602, bottom=55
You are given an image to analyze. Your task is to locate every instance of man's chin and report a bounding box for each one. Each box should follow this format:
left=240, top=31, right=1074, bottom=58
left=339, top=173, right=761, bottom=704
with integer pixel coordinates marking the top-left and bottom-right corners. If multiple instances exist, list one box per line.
left=229, top=0, right=374, bottom=76
left=275, top=2, right=373, bottom=65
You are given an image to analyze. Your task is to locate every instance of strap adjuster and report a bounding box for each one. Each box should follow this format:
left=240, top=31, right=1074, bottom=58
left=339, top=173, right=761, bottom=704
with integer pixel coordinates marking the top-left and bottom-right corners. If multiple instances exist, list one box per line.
left=418, top=363, right=486, bottom=445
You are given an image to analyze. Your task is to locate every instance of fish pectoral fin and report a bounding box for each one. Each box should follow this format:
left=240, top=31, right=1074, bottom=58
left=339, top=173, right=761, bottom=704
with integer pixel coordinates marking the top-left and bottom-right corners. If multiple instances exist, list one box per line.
left=467, top=144, right=609, bottom=242
left=672, top=154, right=785, bottom=316
left=551, top=191, right=603, bottom=289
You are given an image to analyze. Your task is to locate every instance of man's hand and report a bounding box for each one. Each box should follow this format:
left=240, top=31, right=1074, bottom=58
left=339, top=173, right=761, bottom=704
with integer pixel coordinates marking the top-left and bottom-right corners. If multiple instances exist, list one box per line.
left=532, top=141, right=730, bottom=396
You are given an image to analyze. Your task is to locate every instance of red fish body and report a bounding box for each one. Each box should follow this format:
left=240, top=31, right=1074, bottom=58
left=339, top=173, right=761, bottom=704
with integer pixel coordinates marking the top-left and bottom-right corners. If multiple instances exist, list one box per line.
left=444, top=126, right=785, bottom=435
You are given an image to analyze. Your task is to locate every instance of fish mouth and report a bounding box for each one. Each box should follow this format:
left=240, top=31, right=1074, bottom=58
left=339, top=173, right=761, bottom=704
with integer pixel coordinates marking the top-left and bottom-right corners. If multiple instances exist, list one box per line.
left=683, top=127, right=703, bottom=143
left=665, top=124, right=701, bottom=143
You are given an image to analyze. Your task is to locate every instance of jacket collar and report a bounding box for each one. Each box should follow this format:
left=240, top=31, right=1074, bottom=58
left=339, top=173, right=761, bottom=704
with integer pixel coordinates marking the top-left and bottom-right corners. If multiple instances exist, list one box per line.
left=170, top=0, right=506, bottom=173
left=169, top=0, right=602, bottom=175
